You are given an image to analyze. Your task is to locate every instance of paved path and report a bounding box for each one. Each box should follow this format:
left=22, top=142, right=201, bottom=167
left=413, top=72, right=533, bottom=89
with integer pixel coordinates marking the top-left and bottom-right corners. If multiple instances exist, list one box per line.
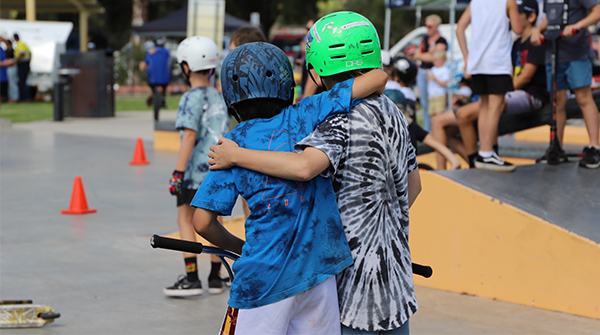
left=1, top=112, right=599, bottom=333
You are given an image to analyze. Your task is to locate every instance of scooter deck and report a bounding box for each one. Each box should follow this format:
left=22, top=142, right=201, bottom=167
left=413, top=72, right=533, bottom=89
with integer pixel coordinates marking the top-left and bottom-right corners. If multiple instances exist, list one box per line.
left=0, top=300, right=60, bottom=328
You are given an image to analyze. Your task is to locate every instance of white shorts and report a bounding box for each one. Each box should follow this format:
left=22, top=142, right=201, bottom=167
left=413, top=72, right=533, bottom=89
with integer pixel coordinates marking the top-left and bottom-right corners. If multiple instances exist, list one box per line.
left=219, top=276, right=340, bottom=335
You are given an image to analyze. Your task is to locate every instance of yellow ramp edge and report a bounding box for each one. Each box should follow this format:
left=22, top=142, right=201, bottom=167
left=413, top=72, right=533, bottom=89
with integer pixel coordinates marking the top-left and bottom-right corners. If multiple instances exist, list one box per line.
left=410, top=171, right=600, bottom=320
left=514, top=125, right=591, bottom=145
left=417, top=152, right=534, bottom=170
left=154, top=130, right=180, bottom=152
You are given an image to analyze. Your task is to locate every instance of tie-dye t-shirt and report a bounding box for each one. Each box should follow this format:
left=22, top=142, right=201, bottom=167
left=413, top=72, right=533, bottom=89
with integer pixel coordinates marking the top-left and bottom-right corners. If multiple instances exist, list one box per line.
left=175, top=86, right=230, bottom=189
left=191, top=79, right=357, bottom=309
left=297, top=96, right=419, bottom=331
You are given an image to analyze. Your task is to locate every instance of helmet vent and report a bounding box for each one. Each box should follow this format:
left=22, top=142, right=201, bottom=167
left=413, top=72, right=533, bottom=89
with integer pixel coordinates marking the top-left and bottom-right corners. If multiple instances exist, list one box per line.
left=266, top=70, right=273, bottom=77
left=329, top=43, right=345, bottom=49
left=331, top=55, right=345, bottom=59
left=361, top=50, right=374, bottom=55
left=232, top=74, right=239, bottom=82
left=360, top=39, right=373, bottom=44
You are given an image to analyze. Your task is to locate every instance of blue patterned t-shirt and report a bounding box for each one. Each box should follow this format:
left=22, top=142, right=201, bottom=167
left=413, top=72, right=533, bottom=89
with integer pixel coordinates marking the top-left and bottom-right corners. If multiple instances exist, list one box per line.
left=191, top=79, right=357, bottom=309
left=175, top=86, right=230, bottom=189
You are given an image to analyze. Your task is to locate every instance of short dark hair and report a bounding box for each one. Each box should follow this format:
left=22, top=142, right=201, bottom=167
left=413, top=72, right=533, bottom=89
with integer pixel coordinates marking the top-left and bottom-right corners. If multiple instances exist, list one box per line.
left=230, top=97, right=291, bottom=122
left=230, top=26, right=267, bottom=47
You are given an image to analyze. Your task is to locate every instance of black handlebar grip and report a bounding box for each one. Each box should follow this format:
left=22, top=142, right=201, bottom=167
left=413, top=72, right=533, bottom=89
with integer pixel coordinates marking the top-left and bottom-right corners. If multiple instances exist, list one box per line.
left=412, top=263, right=433, bottom=278
left=150, top=234, right=204, bottom=254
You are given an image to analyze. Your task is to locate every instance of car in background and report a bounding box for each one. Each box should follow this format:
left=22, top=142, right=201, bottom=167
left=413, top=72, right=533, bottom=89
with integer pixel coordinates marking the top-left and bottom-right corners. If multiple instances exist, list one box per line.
left=389, top=24, right=471, bottom=90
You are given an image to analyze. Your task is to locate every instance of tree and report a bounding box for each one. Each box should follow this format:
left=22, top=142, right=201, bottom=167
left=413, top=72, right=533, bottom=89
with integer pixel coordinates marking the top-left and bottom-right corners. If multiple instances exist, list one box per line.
left=225, top=0, right=319, bottom=36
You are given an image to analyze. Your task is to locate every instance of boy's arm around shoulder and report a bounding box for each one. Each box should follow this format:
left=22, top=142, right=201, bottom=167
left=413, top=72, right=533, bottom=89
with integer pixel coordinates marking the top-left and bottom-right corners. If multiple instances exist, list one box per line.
left=208, top=138, right=330, bottom=182
left=193, top=207, right=244, bottom=254
left=350, top=69, right=388, bottom=99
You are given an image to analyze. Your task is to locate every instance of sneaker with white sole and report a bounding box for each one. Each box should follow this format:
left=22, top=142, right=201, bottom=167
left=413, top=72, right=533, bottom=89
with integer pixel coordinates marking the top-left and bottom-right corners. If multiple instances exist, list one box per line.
left=579, top=146, right=600, bottom=169
left=475, top=153, right=516, bottom=172
left=163, top=275, right=203, bottom=297
left=208, top=277, right=224, bottom=295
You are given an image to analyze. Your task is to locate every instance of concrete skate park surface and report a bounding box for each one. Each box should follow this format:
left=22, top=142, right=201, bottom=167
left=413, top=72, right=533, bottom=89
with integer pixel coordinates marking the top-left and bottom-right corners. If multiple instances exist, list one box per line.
left=1, top=111, right=599, bottom=334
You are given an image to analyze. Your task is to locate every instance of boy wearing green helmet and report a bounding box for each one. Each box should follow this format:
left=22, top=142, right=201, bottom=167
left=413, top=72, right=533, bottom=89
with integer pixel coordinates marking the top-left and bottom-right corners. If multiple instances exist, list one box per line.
left=208, top=11, right=422, bottom=334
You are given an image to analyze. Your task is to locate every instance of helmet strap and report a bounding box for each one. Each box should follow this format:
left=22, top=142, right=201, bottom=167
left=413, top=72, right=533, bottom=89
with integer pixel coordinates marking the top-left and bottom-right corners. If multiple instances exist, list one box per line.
left=307, top=68, right=326, bottom=90
left=180, top=63, right=192, bottom=87
left=228, top=106, right=242, bottom=123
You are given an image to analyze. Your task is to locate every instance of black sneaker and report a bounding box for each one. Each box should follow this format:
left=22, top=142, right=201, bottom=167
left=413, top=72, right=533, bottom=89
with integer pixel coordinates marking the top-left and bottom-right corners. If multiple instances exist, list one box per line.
left=163, top=275, right=203, bottom=297
left=579, top=146, right=600, bottom=169
left=208, top=277, right=224, bottom=295
left=475, top=153, right=516, bottom=172
left=536, top=150, right=568, bottom=164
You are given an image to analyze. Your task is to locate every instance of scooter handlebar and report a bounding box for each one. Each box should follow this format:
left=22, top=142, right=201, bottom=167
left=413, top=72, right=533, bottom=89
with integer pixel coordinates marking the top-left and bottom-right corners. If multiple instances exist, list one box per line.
left=150, top=235, right=433, bottom=278
left=540, top=29, right=578, bottom=44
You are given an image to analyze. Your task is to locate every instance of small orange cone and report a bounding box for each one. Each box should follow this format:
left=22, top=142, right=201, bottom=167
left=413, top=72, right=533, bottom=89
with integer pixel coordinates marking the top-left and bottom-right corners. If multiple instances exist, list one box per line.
left=130, top=137, right=150, bottom=165
left=61, top=176, right=97, bottom=215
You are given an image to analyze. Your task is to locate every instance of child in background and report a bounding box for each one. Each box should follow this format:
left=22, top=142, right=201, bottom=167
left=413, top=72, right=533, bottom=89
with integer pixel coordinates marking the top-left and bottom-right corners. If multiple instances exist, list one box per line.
left=164, top=36, right=231, bottom=297
left=453, top=77, right=473, bottom=107
left=191, top=41, right=387, bottom=334
left=427, top=50, right=449, bottom=117
left=228, top=26, right=267, bottom=50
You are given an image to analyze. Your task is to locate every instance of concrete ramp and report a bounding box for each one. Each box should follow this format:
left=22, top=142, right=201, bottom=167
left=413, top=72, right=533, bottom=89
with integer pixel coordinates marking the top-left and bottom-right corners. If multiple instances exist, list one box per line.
left=409, top=163, right=600, bottom=320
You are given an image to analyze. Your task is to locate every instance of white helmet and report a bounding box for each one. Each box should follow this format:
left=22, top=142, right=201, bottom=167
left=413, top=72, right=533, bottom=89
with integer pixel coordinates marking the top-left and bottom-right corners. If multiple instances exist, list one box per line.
left=176, top=36, right=219, bottom=72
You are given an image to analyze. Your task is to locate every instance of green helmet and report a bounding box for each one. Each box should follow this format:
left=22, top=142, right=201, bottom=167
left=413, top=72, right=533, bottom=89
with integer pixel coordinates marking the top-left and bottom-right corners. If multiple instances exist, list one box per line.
left=306, top=11, right=381, bottom=77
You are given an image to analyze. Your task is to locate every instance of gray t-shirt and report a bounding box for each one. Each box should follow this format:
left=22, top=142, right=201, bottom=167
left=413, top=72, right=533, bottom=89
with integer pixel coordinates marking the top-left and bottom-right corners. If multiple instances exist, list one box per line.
left=296, top=95, right=419, bottom=331
left=545, top=0, right=598, bottom=63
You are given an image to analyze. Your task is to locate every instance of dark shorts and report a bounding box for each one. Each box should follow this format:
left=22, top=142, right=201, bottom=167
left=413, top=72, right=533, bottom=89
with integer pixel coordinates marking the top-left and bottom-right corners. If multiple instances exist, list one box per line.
left=471, top=75, right=514, bottom=96
left=177, top=188, right=198, bottom=207
left=0, top=82, right=7, bottom=101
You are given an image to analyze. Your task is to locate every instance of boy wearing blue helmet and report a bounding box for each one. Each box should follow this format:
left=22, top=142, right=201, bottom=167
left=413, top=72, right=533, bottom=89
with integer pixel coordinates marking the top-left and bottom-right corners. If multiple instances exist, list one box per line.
left=190, top=41, right=387, bottom=334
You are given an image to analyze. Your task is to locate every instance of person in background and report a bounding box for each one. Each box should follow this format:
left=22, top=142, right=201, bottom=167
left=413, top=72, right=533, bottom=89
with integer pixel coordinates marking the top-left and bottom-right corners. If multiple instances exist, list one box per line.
left=139, top=34, right=171, bottom=118
left=531, top=0, right=600, bottom=168
left=414, top=14, right=448, bottom=132
left=0, top=32, right=9, bottom=103
left=427, top=50, right=449, bottom=118
left=456, top=0, right=522, bottom=172
left=164, top=36, right=230, bottom=297
left=12, top=33, right=31, bottom=102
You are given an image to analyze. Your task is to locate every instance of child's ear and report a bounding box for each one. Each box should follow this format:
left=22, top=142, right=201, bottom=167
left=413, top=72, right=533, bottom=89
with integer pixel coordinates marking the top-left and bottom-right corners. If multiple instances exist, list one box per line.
left=528, top=13, right=537, bottom=25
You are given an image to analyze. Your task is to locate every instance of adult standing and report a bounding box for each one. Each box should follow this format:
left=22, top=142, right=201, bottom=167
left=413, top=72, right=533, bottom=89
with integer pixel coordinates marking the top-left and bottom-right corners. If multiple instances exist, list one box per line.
left=13, top=33, right=31, bottom=102
left=414, top=14, right=448, bottom=132
left=531, top=0, right=600, bottom=168
left=139, top=34, right=171, bottom=119
left=0, top=32, right=9, bottom=103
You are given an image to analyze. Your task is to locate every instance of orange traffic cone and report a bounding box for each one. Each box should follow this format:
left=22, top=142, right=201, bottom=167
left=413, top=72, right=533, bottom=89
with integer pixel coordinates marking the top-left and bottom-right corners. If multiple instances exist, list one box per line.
left=61, top=176, right=97, bottom=215
left=130, top=137, right=150, bottom=165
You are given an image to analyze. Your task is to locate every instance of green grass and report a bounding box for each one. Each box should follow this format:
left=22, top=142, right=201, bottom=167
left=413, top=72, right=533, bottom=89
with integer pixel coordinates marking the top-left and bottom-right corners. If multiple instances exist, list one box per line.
left=0, top=101, right=53, bottom=123
left=0, top=95, right=183, bottom=123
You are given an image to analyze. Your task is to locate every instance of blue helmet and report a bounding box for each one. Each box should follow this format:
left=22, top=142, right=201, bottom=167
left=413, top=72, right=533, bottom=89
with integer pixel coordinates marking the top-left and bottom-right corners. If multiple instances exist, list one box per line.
left=221, top=42, right=295, bottom=108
